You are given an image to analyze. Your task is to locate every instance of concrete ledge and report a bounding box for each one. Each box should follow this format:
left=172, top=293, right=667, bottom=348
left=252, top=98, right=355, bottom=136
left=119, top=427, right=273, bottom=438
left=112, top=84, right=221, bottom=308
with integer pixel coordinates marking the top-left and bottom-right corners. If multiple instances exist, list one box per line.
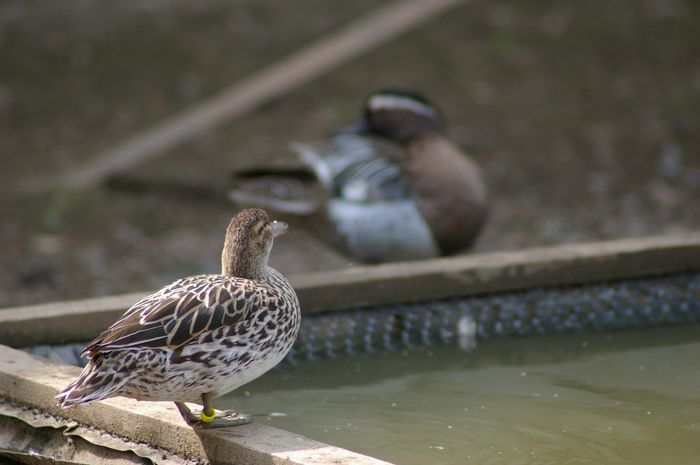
left=295, top=233, right=700, bottom=310
left=0, top=401, right=193, bottom=465
left=2, top=233, right=700, bottom=347
left=0, top=345, right=392, bottom=465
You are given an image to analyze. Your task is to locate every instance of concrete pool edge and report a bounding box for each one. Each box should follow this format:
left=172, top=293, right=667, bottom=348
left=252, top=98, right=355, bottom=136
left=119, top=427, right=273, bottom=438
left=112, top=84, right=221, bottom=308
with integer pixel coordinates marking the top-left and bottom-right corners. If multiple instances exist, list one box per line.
left=2, top=233, right=700, bottom=347
left=0, top=344, right=394, bottom=465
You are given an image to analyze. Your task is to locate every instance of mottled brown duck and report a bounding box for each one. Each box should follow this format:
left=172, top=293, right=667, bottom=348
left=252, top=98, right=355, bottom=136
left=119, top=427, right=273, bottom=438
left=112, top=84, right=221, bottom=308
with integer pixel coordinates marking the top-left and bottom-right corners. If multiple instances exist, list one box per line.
left=57, top=208, right=300, bottom=428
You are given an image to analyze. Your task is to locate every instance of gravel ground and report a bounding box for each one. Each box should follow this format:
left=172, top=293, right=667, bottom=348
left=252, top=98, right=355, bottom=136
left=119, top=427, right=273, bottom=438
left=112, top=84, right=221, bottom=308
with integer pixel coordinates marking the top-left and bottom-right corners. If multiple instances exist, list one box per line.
left=1, top=0, right=699, bottom=307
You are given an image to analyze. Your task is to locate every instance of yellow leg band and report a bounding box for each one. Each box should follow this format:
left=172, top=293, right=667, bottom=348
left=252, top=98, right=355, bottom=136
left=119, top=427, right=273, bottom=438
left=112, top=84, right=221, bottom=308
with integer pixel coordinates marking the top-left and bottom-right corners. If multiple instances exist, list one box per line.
left=200, top=409, right=216, bottom=423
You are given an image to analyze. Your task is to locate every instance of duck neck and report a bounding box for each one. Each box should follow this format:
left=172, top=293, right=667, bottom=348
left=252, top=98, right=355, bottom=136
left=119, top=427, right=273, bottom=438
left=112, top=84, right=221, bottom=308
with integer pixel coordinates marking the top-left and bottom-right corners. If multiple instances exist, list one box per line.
left=389, top=125, right=442, bottom=147
left=220, top=238, right=270, bottom=280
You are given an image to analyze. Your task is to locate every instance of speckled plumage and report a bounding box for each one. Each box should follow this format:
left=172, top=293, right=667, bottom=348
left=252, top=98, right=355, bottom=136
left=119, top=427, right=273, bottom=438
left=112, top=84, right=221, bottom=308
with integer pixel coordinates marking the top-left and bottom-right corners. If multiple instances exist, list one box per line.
left=57, top=209, right=300, bottom=426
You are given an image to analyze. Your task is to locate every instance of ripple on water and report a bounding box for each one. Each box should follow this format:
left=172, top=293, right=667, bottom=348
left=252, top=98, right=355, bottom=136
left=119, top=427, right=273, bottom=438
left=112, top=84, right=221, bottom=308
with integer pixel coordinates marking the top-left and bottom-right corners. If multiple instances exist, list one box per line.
left=221, top=325, right=700, bottom=465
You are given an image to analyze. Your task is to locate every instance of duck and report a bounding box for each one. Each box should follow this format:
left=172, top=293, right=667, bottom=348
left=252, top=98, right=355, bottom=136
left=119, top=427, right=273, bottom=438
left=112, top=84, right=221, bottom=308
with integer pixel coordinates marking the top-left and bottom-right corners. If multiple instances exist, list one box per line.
left=229, top=89, right=488, bottom=263
left=56, top=208, right=301, bottom=428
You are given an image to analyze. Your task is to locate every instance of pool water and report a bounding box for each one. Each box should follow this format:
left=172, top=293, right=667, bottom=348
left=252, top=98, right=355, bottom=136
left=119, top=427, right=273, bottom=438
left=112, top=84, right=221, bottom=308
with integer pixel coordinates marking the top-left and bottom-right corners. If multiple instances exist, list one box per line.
left=221, top=325, right=700, bottom=465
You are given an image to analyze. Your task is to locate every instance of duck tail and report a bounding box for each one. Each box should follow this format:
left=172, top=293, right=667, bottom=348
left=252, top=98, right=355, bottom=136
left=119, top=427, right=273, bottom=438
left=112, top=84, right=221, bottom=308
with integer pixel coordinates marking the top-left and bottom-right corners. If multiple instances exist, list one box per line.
left=228, top=164, right=321, bottom=215
left=56, top=356, right=128, bottom=408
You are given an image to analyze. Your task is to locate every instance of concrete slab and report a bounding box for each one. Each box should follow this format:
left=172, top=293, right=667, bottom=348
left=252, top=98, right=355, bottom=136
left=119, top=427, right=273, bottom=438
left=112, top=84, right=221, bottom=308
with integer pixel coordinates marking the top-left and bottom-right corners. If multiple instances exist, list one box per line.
left=0, top=345, right=393, bottom=465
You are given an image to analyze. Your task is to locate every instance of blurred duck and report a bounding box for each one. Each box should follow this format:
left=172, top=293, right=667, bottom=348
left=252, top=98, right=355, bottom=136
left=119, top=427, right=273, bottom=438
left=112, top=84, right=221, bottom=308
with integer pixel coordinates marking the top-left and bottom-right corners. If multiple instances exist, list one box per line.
left=230, top=89, right=488, bottom=262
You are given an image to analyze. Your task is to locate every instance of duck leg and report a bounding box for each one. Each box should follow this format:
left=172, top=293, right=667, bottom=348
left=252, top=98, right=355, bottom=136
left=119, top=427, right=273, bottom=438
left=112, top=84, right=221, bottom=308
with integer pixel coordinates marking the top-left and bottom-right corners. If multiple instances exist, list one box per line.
left=175, top=394, right=252, bottom=428
left=175, top=401, right=199, bottom=425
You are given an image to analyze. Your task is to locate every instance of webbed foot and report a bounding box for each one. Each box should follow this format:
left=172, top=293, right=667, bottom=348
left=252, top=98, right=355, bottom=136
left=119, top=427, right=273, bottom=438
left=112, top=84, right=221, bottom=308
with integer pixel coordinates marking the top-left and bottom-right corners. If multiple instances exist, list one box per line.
left=195, top=409, right=253, bottom=428
left=175, top=401, right=252, bottom=428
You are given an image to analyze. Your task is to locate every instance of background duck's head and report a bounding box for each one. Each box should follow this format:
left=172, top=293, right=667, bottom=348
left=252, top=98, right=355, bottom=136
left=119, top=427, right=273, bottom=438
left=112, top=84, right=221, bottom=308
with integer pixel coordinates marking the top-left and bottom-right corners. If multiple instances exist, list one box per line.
left=221, top=208, right=288, bottom=278
left=342, top=89, right=445, bottom=145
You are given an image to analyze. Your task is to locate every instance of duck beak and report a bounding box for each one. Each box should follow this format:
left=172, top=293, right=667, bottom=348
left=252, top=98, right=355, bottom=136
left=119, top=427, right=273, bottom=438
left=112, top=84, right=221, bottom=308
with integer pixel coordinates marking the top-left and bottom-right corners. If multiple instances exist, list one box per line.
left=270, top=220, right=289, bottom=237
left=335, top=119, right=369, bottom=135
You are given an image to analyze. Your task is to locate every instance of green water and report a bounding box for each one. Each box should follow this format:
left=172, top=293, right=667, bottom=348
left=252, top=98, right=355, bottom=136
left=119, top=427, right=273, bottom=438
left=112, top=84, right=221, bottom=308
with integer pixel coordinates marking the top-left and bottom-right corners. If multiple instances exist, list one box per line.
left=221, top=326, right=700, bottom=465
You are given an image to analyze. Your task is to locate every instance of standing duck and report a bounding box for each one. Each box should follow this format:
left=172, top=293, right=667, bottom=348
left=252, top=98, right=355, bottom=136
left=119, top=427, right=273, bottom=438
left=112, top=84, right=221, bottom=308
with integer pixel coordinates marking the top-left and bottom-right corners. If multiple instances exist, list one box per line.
left=230, top=89, right=488, bottom=262
left=56, top=208, right=300, bottom=428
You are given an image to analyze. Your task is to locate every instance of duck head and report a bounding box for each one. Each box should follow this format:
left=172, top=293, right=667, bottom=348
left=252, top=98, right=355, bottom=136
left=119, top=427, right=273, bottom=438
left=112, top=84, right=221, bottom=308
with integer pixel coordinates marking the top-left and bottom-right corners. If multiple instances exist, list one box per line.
left=221, top=208, right=288, bottom=279
left=341, top=89, right=445, bottom=145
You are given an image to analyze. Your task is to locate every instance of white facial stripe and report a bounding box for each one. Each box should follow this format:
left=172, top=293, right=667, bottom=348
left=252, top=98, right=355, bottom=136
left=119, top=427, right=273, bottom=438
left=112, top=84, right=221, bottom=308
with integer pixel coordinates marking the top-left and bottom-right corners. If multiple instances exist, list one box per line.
left=367, top=95, right=437, bottom=118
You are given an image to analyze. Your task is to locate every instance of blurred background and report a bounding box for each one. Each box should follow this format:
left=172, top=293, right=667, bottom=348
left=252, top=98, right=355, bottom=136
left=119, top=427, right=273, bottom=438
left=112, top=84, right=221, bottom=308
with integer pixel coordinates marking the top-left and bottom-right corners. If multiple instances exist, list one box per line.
left=2, top=0, right=699, bottom=307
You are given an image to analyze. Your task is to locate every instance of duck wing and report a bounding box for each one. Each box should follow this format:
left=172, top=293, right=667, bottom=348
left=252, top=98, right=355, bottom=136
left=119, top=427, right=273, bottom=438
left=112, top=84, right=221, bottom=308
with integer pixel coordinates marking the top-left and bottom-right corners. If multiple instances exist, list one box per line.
left=83, top=275, right=268, bottom=354
left=291, top=134, right=410, bottom=203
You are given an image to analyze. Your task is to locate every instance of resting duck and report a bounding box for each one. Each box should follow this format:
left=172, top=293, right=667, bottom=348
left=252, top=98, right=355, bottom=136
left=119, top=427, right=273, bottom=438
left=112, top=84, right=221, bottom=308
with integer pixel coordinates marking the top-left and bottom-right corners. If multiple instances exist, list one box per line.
left=57, top=208, right=300, bottom=428
left=230, top=89, right=488, bottom=262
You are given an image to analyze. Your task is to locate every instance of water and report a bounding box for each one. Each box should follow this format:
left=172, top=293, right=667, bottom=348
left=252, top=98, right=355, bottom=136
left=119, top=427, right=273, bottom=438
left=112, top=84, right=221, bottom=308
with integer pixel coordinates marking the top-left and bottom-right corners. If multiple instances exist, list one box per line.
left=221, top=325, right=700, bottom=465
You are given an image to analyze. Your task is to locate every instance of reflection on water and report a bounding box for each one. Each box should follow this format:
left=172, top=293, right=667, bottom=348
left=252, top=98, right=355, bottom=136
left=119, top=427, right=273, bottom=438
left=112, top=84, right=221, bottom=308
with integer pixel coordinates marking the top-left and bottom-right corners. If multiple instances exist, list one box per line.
left=221, top=325, right=700, bottom=465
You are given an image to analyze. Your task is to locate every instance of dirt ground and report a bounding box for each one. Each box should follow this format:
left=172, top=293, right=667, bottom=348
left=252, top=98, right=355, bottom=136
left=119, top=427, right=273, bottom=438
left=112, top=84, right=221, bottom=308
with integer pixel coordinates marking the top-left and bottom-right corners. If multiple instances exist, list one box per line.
left=1, top=0, right=699, bottom=307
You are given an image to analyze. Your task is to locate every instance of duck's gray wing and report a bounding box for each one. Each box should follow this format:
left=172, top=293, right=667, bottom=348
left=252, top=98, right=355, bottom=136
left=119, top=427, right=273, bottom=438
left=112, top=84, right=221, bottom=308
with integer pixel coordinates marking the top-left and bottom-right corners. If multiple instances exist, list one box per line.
left=291, top=134, right=410, bottom=203
left=83, top=275, right=267, bottom=354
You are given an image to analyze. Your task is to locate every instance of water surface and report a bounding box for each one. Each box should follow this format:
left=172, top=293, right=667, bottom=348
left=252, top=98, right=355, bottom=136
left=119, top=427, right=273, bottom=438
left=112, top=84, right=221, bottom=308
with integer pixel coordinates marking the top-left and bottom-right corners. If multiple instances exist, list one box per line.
left=221, top=325, right=700, bottom=465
